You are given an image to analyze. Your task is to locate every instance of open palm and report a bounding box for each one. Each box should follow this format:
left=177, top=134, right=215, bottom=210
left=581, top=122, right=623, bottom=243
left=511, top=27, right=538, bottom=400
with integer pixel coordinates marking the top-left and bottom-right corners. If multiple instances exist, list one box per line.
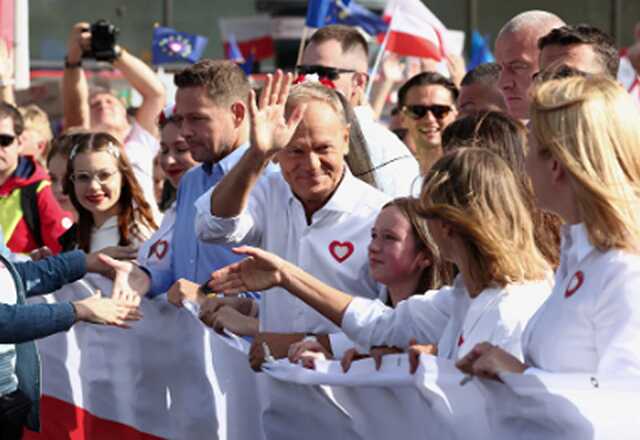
left=249, top=70, right=306, bottom=158
left=208, top=246, right=288, bottom=294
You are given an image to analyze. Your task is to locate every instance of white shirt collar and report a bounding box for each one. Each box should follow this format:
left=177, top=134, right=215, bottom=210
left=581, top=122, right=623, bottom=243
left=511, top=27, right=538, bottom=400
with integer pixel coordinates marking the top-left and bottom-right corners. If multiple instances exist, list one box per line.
left=558, top=223, right=594, bottom=280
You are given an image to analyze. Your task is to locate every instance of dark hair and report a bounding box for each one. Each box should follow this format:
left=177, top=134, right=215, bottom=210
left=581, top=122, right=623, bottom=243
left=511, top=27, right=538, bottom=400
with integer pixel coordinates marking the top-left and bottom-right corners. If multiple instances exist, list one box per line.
left=461, top=62, right=502, bottom=86
left=63, top=132, right=158, bottom=252
left=47, top=132, right=89, bottom=165
left=383, top=197, right=454, bottom=295
left=398, top=72, right=459, bottom=107
left=309, top=24, right=369, bottom=59
left=538, top=24, right=619, bottom=78
left=174, top=59, right=250, bottom=105
left=0, top=102, right=24, bottom=136
left=441, top=111, right=561, bottom=268
left=534, top=63, right=589, bottom=83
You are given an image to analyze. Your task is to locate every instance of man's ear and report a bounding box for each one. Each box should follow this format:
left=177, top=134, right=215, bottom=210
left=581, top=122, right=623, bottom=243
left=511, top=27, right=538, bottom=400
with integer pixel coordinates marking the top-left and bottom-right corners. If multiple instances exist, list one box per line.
left=230, top=101, right=247, bottom=127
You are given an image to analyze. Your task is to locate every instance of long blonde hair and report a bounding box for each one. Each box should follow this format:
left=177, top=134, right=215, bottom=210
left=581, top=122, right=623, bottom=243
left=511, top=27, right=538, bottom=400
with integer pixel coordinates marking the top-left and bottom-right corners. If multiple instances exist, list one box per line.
left=418, top=148, right=549, bottom=290
left=530, top=75, right=640, bottom=252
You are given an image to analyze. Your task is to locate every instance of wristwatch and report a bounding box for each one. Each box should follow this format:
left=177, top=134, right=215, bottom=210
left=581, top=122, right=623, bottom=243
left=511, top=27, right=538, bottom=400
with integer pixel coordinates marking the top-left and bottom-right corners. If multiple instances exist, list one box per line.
left=197, top=279, right=216, bottom=297
left=64, top=56, right=82, bottom=69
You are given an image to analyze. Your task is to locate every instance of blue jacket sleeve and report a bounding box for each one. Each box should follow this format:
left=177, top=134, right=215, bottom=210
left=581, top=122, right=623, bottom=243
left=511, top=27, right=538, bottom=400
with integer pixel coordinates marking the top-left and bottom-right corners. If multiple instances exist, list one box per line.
left=0, top=302, right=76, bottom=343
left=13, top=250, right=87, bottom=297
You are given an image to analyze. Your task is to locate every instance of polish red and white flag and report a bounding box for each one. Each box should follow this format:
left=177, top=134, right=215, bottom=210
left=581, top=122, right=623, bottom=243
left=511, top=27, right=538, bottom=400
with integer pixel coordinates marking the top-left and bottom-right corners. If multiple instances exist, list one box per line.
left=382, top=0, right=449, bottom=61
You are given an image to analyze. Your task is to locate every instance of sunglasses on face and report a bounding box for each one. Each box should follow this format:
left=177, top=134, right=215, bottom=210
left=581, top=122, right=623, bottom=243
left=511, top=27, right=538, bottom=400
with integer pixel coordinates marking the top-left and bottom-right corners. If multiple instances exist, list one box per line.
left=295, top=64, right=357, bottom=81
left=0, top=134, right=16, bottom=147
left=402, top=104, right=453, bottom=121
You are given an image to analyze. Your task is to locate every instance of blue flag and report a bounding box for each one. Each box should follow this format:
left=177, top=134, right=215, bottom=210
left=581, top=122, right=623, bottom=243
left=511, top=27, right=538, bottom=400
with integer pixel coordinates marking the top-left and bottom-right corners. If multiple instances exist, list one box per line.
left=330, top=0, right=388, bottom=36
left=240, top=51, right=255, bottom=75
left=152, top=26, right=208, bottom=65
left=305, top=0, right=336, bottom=28
left=468, top=31, right=495, bottom=70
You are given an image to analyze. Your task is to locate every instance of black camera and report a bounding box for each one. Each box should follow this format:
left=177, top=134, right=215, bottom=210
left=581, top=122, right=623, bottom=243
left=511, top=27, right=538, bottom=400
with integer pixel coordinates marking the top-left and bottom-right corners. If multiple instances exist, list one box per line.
left=83, top=19, right=120, bottom=61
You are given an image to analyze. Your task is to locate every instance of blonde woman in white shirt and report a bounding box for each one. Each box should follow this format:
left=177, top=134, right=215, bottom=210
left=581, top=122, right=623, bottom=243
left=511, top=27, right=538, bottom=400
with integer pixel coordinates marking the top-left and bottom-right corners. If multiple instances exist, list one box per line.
left=204, top=147, right=551, bottom=368
left=458, top=75, right=640, bottom=378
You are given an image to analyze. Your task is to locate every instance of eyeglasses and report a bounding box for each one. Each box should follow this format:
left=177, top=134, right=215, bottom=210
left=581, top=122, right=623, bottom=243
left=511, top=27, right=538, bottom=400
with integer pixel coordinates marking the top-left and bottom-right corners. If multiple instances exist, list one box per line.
left=0, top=134, right=16, bottom=147
left=402, top=104, right=453, bottom=121
left=71, top=169, right=120, bottom=185
left=295, top=64, right=357, bottom=81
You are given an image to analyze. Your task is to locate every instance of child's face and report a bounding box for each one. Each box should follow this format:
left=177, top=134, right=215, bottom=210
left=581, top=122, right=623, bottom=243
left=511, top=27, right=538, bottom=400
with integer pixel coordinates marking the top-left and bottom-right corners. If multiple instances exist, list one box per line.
left=368, top=206, right=426, bottom=287
left=72, top=151, right=122, bottom=221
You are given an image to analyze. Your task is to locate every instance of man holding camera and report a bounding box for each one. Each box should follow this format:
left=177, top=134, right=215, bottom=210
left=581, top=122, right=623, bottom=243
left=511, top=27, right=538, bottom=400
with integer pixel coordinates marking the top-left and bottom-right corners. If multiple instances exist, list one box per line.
left=63, top=21, right=166, bottom=211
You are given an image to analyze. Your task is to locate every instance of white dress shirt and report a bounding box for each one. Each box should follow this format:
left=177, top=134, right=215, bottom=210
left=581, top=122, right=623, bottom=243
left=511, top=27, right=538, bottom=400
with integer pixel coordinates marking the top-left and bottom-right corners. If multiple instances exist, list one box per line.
left=195, top=169, right=389, bottom=355
left=523, top=223, right=640, bottom=375
left=342, top=275, right=551, bottom=360
left=353, top=106, right=420, bottom=197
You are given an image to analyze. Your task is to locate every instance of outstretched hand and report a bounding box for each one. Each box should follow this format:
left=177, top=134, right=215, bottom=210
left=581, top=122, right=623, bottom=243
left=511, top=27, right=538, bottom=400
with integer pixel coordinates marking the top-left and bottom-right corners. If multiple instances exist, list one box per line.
left=205, top=246, right=288, bottom=295
left=249, top=70, right=306, bottom=159
left=99, top=254, right=150, bottom=301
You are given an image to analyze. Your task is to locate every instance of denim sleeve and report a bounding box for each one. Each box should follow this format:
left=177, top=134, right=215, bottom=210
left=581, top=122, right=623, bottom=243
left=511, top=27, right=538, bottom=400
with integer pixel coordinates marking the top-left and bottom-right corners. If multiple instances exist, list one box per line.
left=14, top=250, right=87, bottom=297
left=0, top=302, right=75, bottom=343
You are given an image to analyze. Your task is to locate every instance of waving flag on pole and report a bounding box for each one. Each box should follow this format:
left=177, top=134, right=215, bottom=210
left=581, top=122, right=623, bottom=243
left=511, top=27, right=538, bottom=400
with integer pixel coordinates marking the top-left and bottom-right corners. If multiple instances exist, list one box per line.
left=306, top=0, right=335, bottom=28
left=469, top=31, right=495, bottom=69
left=219, top=15, right=275, bottom=61
left=384, top=0, right=449, bottom=61
left=152, top=26, right=208, bottom=64
left=330, top=0, right=388, bottom=37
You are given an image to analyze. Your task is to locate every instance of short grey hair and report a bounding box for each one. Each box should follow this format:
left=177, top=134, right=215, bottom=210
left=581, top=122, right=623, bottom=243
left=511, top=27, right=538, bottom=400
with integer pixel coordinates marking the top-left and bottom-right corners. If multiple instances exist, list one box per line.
left=285, top=83, right=348, bottom=126
left=497, top=10, right=566, bottom=40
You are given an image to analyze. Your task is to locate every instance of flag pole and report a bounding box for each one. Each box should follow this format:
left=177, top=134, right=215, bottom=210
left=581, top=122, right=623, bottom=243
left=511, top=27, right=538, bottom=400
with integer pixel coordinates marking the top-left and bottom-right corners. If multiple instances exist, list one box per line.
left=365, top=26, right=390, bottom=100
left=296, top=26, right=309, bottom=66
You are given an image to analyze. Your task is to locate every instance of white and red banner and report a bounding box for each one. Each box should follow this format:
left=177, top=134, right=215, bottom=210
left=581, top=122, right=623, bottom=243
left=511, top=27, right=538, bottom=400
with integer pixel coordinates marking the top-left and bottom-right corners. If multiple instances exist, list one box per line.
left=25, top=275, right=262, bottom=440
left=218, top=15, right=275, bottom=61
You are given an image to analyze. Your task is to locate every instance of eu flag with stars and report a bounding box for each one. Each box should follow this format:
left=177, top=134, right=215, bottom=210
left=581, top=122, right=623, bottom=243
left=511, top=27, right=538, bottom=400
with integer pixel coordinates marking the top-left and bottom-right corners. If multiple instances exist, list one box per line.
left=330, top=0, right=388, bottom=36
left=152, top=26, right=208, bottom=65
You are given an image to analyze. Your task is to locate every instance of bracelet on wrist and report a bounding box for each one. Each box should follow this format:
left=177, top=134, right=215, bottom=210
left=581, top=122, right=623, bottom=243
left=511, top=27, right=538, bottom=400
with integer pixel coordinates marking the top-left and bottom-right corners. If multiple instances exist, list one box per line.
left=64, top=56, right=83, bottom=69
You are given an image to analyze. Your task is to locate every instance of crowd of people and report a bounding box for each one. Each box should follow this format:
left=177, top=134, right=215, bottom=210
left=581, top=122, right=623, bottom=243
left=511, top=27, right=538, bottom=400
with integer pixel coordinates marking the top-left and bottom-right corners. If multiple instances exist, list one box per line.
left=1, top=8, right=640, bottom=439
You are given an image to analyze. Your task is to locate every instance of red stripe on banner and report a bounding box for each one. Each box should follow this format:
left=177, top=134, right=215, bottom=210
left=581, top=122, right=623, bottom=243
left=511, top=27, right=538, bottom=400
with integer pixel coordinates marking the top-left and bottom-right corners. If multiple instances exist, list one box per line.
left=23, top=395, right=163, bottom=440
left=385, top=30, right=443, bottom=61
left=223, top=35, right=274, bottom=61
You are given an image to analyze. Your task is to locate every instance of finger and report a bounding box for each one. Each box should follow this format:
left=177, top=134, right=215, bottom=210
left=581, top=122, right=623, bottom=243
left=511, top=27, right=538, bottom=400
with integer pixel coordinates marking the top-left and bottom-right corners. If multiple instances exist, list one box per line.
left=409, top=348, right=420, bottom=375
left=372, top=350, right=384, bottom=371
left=269, top=69, right=283, bottom=106
left=408, top=338, right=417, bottom=346
left=277, top=72, right=293, bottom=105
left=260, top=74, right=273, bottom=109
left=341, top=351, right=354, bottom=373
left=248, top=89, right=258, bottom=120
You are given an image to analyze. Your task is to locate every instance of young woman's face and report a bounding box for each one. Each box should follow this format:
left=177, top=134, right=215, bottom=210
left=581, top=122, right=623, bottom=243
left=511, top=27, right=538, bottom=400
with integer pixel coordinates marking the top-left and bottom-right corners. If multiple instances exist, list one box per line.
left=48, top=153, right=76, bottom=215
left=159, top=122, right=197, bottom=188
left=368, top=206, right=426, bottom=287
left=72, top=151, right=122, bottom=222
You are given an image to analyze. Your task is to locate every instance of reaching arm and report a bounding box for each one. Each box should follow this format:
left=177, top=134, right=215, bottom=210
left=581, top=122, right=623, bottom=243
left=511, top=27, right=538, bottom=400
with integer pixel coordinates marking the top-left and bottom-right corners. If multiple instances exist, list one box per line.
left=210, top=70, right=305, bottom=218
left=112, top=48, right=165, bottom=137
left=0, top=38, right=15, bottom=105
left=62, top=22, right=91, bottom=130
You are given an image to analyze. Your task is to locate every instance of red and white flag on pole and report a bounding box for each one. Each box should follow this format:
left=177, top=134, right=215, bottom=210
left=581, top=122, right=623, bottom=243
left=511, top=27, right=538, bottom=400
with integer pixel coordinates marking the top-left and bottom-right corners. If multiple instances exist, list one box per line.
left=219, top=15, right=275, bottom=61
left=382, top=0, right=448, bottom=61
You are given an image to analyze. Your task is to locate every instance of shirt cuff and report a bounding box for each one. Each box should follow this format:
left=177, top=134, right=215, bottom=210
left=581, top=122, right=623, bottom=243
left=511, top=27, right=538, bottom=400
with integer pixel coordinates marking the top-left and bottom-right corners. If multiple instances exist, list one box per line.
left=194, top=188, right=245, bottom=243
left=523, top=366, right=544, bottom=376
left=63, top=250, right=88, bottom=281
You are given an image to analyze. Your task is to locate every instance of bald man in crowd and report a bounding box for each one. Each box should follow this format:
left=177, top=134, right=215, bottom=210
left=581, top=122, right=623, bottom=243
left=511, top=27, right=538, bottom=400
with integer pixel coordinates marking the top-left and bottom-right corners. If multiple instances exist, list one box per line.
left=494, top=10, right=565, bottom=119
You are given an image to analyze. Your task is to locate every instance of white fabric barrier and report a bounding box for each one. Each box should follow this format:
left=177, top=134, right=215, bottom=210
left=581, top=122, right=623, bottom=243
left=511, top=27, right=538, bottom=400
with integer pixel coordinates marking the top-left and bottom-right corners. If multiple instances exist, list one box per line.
left=30, top=274, right=263, bottom=439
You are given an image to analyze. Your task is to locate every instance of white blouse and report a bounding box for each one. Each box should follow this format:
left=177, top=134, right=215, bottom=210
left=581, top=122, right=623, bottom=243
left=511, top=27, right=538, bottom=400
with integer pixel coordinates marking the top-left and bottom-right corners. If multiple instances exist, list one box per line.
left=342, top=275, right=551, bottom=360
left=523, top=223, right=640, bottom=375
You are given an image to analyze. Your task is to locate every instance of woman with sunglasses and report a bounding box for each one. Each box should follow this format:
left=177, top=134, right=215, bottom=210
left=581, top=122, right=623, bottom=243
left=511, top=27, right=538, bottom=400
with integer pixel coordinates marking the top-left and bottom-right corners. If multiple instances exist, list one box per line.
left=457, top=76, right=640, bottom=380
left=205, top=148, right=551, bottom=371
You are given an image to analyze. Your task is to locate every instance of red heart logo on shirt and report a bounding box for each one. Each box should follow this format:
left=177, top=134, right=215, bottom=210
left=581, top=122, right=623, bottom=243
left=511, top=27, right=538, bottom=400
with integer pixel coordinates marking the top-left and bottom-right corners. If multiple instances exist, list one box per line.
left=564, top=271, right=584, bottom=298
left=329, top=240, right=354, bottom=263
left=148, top=240, right=168, bottom=260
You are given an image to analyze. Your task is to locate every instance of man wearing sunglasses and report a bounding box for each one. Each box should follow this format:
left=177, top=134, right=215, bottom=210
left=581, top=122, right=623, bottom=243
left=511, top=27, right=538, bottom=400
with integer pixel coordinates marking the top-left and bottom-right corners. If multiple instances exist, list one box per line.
left=397, top=72, right=459, bottom=175
left=298, top=25, right=419, bottom=197
left=0, top=103, right=73, bottom=255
